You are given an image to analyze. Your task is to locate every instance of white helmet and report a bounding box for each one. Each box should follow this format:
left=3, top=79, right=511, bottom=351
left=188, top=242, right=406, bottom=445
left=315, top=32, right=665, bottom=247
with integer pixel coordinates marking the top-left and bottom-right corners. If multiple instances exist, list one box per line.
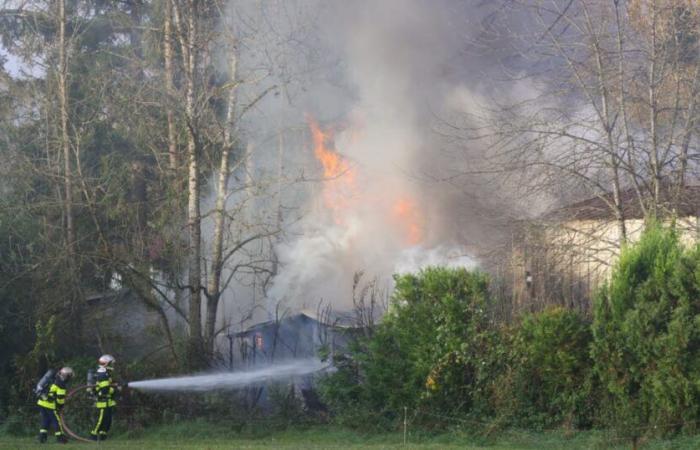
left=57, top=367, right=74, bottom=381
left=98, top=354, right=116, bottom=369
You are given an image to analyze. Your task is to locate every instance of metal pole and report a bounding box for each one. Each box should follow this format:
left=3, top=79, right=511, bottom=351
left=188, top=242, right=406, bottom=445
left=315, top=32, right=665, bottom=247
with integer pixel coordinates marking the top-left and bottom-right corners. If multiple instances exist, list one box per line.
left=227, top=334, right=234, bottom=370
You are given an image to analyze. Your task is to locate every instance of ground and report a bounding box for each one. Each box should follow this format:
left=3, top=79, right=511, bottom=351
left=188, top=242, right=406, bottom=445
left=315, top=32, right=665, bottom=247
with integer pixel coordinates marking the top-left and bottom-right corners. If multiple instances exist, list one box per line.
left=3, top=424, right=700, bottom=449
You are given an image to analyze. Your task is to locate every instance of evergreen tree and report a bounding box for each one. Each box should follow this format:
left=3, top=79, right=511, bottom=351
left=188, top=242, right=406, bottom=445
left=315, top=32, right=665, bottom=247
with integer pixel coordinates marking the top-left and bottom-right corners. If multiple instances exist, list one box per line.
left=592, top=224, right=700, bottom=438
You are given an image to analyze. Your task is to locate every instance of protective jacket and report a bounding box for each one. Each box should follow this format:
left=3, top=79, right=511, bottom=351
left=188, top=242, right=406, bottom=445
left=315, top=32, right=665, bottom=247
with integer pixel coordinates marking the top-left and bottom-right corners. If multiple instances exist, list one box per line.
left=94, top=367, right=117, bottom=408
left=36, top=377, right=67, bottom=410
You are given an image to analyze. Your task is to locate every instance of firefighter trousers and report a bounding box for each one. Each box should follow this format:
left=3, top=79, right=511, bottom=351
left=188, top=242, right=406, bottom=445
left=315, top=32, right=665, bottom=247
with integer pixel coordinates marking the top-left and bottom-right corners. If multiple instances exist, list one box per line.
left=39, top=406, right=64, bottom=439
left=91, top=406, right=113, bottom=439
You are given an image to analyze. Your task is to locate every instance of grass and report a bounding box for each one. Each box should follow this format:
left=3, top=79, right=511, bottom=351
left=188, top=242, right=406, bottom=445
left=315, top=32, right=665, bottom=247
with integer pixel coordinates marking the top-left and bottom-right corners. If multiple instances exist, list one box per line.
left=4, top=422, right=700, bottom=449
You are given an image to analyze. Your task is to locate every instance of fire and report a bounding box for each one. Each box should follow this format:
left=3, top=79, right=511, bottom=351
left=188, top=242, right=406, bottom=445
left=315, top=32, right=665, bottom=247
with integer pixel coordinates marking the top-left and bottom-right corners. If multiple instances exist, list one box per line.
left=308, top=118, right=357, bottom=223
left=308, top=118, right=354, bottom=182
left=308, top=116, right=424, bottom=246
left=392, top=197, right=424, bottom=246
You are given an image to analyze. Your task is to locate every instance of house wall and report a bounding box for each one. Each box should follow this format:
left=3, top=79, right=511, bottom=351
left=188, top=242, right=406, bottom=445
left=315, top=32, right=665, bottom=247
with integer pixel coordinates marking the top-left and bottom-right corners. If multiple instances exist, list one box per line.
left=83, top=289, right=164, bottom=361
left=552, top=216, right=698, bottom=281
left=235, top=314, right=354, bottom=367
left=509, top=217, right=699, bottom=315
left=239, top=316, right=319, bottom=364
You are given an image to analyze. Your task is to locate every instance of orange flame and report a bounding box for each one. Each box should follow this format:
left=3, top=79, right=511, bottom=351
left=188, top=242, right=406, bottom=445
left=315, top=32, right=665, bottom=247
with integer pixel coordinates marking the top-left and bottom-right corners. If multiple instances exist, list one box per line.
left=308, top=118, right=357, bottom=223
left=392, top=197, right=424, bottom=246
left=308, top=116, right=424, bottom=246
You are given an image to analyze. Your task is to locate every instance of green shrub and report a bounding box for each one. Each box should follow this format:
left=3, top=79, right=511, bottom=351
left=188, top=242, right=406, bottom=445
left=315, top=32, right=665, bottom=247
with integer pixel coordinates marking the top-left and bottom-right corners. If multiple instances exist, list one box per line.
left=495, top=307, right=595, bottom=429
left=320, top=267, right=495, bottom=426
left=0, top=412, right=33, bottom=436
left=592, top=224, right=700, bottom=438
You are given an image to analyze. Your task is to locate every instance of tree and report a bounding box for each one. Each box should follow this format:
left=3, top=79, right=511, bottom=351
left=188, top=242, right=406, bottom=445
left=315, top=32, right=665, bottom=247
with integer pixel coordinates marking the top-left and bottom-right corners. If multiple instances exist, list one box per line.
left=0, top=0, right=332, bottom=373
left=455, top=0, right=700, bottom=245
left=592, top=224, right=700, bottom=439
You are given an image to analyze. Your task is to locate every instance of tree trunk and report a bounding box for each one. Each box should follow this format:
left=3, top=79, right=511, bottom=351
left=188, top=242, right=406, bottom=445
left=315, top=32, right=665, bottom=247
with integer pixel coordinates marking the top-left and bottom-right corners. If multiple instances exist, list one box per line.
left=205, top=45, right=239, bottom=354
left=58, top=0, right=74, bottom=258
left=176, top=0, right=204, bottom=368
left=585, top=4, right=627, bottom=246
left=164, top=0, right=178, bottom=172
left=129, top=0, right=144, bottom=80
left=648, top=5, right=660, bottom=218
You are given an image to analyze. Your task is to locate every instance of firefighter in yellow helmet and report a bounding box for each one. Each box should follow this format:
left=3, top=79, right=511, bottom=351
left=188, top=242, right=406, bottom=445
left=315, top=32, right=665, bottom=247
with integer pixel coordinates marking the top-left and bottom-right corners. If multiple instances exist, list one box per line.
left=36, top=366, right=73, bottom=444
left=89, top=354, right=119, bottom=441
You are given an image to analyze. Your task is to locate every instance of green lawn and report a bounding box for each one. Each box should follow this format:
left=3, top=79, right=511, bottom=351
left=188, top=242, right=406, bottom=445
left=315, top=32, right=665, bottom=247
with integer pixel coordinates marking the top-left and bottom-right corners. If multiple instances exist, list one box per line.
left=3, top=423, right=700, bottom=449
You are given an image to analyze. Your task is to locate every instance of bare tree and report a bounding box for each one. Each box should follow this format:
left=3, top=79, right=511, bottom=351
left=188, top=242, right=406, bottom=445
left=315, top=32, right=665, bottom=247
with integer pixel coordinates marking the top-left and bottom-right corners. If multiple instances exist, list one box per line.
left=164, top=0, right=179, bottom=173
left=454, top=0, right=700, bottom=247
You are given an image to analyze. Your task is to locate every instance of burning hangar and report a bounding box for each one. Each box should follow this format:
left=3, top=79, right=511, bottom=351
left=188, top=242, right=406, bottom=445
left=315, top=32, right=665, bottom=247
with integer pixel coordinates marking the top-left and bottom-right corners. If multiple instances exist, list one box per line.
left=228, top=309, right=358, bottom=368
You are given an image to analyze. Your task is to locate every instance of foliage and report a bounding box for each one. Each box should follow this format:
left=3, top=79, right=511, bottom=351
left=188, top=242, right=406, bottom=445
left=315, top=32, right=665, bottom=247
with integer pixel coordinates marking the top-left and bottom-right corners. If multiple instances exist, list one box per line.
left=322, top=231, right=700, bottom=437
left=0, top=201, right=42, bottom=421
left=494, top=307, right=595, bottom=429
left=592, top=224, right=700, bottom=438
left=320, top=267, right=494, bottom=426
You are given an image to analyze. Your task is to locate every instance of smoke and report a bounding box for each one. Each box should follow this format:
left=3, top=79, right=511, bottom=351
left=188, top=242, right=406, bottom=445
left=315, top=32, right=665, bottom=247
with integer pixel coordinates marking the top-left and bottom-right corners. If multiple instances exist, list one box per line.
left=395, top=246, right=477, bottom=275
left=210, top=0, right=531, bottom=324
left=262, top=0, right=496, bottom=310
left=127, top=358, right=327, bottom=392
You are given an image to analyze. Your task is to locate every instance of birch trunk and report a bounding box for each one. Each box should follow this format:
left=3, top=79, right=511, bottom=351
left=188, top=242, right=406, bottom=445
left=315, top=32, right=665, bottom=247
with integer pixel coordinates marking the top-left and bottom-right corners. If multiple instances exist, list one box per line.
left=205, top=46, right=238, bottom=353
left=174, top=0, right=204, bottom=366
left=164, top=0, right=178, bottom=172
left=58, top=0, right=74, bottom=256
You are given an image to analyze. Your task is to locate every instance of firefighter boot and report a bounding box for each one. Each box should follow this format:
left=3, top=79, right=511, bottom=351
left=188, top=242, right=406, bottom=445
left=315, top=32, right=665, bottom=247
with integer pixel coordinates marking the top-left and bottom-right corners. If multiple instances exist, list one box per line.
left=37, top=431, right=47, bottom=443
left=56, top=433, right=68, bottom=444
left=89, top=432, right=98, bottom=441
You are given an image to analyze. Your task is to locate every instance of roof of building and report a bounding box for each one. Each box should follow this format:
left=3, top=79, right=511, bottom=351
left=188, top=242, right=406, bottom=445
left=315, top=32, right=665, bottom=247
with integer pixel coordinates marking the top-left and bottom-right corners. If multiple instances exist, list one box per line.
left=545, top=185, right=700, bottom=221
left=85, top=288, right=132, bottom=304
left=233, top=310, right=358, bottom=337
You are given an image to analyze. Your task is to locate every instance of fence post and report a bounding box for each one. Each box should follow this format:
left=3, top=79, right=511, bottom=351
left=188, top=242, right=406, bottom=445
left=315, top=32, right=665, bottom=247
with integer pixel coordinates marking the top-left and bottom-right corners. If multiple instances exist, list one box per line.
left=403, top=406, right=408, bottom=445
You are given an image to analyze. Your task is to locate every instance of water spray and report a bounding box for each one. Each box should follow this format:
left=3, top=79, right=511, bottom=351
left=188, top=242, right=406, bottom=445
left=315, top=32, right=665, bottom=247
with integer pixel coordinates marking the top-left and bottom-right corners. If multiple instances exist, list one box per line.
left=58, top=358, right=329, bottom=442
left=127, top=358, right=328, bottom=392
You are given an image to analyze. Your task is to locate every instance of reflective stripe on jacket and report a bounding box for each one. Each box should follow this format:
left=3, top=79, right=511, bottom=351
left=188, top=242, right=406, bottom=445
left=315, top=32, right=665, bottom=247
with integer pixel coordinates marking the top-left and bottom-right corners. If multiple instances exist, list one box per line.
left=95, top=372, right=117, bottom=408
left=37, top=382, right=66, bottom=410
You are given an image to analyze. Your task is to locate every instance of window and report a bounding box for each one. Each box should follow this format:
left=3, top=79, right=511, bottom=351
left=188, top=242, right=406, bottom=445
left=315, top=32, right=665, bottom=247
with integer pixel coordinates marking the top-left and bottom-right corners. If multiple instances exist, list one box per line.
left=254, top=333, right=264, bottom=351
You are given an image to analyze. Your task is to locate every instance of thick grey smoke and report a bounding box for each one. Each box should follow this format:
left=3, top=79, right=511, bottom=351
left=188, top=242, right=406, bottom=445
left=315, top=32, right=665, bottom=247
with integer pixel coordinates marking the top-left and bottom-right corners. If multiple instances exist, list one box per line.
left=210, top=0, right=527, bottom=328
left=264, top=0, right=495, bottom=310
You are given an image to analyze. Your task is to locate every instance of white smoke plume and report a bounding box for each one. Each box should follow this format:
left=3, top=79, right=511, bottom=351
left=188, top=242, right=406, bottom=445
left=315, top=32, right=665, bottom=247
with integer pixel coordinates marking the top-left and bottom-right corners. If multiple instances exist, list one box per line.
left=263, top=0, right=487, bottom=311
left=211, top=0, right=530, bottom=327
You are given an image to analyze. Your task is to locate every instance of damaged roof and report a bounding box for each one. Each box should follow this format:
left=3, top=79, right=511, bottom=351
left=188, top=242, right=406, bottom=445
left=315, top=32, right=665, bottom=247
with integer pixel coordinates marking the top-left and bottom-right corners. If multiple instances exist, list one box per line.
left=234, top=309, right=358, bottom=337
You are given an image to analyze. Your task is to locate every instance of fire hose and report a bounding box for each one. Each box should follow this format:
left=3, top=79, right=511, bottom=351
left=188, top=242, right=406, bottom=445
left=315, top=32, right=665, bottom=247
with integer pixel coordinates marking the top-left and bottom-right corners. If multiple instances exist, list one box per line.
left=58, top=384, right=123, bottom=443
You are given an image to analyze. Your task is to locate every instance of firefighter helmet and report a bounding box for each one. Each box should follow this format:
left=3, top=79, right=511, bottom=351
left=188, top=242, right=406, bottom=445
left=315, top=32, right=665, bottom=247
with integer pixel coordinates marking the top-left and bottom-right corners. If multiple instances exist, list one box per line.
left=57, top=367, right=74, bottom=381
left=98, top=354, right=116, bottom=369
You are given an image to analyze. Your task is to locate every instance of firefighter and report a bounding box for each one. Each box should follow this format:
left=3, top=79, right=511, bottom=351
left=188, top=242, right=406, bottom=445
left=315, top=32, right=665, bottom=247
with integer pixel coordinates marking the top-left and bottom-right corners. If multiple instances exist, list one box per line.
left=89, top=354, right=119, bottom=441
left=36, top=366, right=73, bottom=444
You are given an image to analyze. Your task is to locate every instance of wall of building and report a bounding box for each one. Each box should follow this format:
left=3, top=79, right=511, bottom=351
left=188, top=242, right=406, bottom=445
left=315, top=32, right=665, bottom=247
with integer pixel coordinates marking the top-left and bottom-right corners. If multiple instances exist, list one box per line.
left=83, top=289, right=165, bottom=361
left=508, top=217, right=699, bottom=316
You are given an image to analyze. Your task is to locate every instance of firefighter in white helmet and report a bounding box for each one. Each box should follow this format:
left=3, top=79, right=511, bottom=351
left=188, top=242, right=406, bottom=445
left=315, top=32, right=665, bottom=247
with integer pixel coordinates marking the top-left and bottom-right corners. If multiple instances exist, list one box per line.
left=36, top=366, right=73, bottom=443
left=89, top=354, right=119, bottom=441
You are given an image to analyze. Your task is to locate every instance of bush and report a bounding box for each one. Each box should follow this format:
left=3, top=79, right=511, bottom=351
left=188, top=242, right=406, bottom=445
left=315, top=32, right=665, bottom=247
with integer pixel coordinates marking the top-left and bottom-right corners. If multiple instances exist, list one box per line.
left=0, top=412, right=33, bottom=436
left=494, top=307, right=595, bottom=429
left=592, top=224, right=700, bottom=438
left=322, top=228, right=700, bottom=436
left=320, top=267, right=495, bottom=426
